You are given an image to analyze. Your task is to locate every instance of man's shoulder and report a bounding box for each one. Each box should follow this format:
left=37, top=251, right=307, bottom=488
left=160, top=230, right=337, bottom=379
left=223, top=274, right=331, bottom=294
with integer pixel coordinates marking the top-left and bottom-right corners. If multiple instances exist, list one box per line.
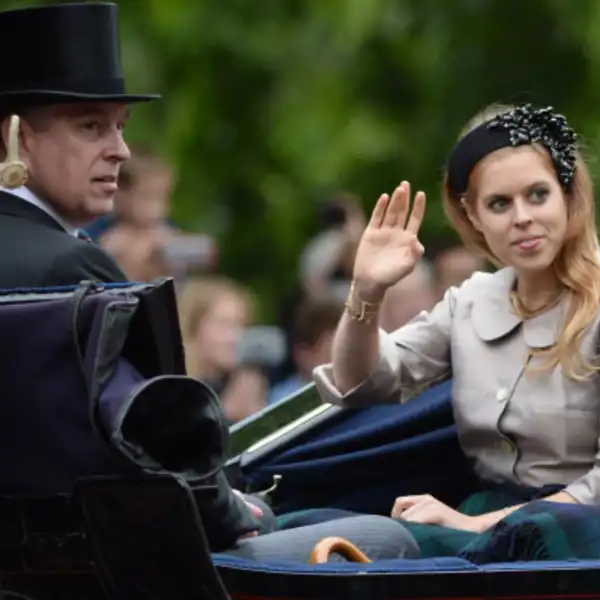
left=44, top=237, right=127, bottom=286
left=0, top=213, right=76, bottom=270
left=0, top=215, right=126, bottom=287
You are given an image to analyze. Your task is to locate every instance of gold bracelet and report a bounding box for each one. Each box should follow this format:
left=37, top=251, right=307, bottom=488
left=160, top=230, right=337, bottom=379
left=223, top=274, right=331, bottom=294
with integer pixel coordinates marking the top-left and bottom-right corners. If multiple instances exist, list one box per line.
left=345, top=281, right=382, bottom=324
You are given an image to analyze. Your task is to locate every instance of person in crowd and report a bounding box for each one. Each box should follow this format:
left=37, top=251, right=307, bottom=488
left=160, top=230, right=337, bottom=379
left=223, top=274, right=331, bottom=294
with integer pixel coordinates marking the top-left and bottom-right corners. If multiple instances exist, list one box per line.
left=178, top=276, right=268, bottom=423
left=314, top=103, right=600, bottom=557
left=268, top=295, right=344, bottom=404
left=433, top=244, right=486, bottom=299
left=379, top=259, right=437, bottom=332
left=93, top=146, right=177, bottom=282
left=274, top=192, right=366, bottom=387
left=178, top=280, right=421, bottom=562
left=87, top=144, right=175, bottom=240
left=299, top=191, right=367, bottom=301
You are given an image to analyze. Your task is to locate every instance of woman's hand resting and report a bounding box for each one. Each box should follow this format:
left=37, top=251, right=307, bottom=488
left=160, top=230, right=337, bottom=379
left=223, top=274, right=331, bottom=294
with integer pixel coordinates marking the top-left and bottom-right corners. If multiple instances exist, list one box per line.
left=353, top=181, right=426, bottom=302
left=392, top=494, right=484, bottom=533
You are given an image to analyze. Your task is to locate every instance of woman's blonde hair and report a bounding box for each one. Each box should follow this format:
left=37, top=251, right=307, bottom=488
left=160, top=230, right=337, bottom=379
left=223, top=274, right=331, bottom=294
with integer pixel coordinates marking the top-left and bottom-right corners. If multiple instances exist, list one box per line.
left=443, top=103, right=600, bottom=381
left=177, top=276, right=252, bottom=378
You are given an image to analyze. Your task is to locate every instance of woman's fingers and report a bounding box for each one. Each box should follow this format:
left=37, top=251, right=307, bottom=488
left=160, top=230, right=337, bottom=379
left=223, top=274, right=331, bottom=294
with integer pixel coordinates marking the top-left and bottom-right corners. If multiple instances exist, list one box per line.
left=382, top=182, right=409, bottom=228
left=368, top=183, right=426, bottom=233
left=405, top=191, right=426, bottom=234
left=400, top=182, right=411, bottom=226
left=401, top=501, right=434, bottom=521
left=391, top=494, right=428, bottom=518
left=368, top=193, right=390, bottom=228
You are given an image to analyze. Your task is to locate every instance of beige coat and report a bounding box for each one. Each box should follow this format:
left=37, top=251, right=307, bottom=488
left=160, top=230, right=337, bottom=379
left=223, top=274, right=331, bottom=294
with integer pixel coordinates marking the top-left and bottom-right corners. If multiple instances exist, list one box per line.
left=313, top=267, right=600, bottom=505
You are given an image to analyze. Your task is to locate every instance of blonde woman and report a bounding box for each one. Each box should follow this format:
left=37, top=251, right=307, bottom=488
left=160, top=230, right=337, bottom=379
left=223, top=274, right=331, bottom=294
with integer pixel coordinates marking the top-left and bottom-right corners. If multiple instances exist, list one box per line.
left=314, top=104, right=600, bottom=557
left=178, top=276, right=267, bottom=424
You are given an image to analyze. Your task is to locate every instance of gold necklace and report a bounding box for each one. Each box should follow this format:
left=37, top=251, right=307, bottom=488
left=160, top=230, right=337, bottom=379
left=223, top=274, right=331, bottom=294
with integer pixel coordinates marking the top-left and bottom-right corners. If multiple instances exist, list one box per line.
left=509, top=288, right=566, bottom=320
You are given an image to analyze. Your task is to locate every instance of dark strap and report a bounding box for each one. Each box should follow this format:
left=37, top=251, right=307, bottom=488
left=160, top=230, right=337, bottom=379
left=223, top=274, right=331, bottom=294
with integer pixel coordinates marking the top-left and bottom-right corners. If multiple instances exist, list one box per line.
left=68, top=280, right=123, bottom=451
left=69, top=280, right=100, bottom=397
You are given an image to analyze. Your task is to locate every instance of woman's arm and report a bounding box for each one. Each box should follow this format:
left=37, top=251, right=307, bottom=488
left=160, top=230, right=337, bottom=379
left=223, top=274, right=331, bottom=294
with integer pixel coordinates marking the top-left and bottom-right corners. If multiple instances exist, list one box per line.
left=314, top=281, right=460, bottom=408
left=394, top=490, right=579, bottom=533
left=331, top=284, right=385, bottom=394
left=316, top=182, right=436, bottom=405
left=473, top=491, right=578, bottom=533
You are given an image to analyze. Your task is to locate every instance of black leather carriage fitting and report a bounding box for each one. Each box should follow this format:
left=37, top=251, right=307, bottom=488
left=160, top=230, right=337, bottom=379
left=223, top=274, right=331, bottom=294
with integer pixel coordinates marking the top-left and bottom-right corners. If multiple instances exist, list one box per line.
left=0, top=279, right=250, bottom=599
left=73, top=474, right=230, bottom=600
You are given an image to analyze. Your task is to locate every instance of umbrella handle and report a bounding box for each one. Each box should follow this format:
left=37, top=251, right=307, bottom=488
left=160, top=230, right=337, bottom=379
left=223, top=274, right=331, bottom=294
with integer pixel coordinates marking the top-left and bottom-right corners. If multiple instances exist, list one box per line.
left=310, top=536, right=372, bottom=564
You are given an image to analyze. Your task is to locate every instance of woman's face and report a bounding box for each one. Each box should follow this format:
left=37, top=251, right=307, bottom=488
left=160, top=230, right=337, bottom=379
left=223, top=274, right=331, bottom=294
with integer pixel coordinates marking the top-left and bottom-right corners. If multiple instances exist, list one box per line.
left=466, top=145, right=568, bottom=275
left=194, top=293, right=248, bottom=373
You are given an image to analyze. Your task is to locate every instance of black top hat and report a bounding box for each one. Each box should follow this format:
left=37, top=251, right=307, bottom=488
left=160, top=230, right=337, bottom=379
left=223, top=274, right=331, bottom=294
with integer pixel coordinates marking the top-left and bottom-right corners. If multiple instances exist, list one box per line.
left=0, top=2, right=159, bottom=112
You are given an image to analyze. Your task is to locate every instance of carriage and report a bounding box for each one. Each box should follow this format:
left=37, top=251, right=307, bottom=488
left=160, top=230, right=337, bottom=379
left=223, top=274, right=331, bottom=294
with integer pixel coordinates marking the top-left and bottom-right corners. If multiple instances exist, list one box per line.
left=1, top=279, right=599, bottom=600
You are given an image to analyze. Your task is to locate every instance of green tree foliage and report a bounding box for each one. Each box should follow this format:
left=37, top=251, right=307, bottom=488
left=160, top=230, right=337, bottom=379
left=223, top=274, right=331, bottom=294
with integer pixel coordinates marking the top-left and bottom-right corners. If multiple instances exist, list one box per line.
left=5, top=0, right=600, bottom=318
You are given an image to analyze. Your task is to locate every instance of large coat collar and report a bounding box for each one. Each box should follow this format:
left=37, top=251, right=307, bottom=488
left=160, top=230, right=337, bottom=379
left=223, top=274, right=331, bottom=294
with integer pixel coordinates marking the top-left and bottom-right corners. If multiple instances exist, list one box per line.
left=471, top=266, right=569, bottom=349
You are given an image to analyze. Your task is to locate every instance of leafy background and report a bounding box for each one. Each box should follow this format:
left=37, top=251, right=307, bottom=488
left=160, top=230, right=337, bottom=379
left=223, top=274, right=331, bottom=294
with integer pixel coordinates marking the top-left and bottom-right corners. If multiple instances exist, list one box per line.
left=5, top=0, right=600, bottom=319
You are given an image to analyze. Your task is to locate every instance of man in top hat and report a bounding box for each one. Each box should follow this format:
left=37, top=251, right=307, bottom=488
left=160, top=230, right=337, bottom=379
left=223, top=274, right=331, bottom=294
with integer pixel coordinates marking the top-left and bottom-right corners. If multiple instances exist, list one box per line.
left=0, top=2, right=159, bottom=287
left=0, top=0, right=277, bottom=549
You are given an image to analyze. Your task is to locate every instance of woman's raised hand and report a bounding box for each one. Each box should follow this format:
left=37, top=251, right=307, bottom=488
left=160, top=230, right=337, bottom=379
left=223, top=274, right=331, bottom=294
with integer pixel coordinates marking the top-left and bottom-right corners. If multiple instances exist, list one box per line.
left=352, top=181, right=426, bottom=301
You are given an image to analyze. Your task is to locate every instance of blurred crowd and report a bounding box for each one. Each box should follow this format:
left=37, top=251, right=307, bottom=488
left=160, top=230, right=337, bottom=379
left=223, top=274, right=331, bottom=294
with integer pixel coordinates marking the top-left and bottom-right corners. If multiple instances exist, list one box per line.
left=88, top=147, right=486, bottom=425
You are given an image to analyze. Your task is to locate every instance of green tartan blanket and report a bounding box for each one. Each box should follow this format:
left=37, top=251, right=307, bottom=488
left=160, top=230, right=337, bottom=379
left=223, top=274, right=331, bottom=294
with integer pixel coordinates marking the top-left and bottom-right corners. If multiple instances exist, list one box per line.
left=460, top=500, right=600, bottom=564
left=275, top=489, right=600, bottom=563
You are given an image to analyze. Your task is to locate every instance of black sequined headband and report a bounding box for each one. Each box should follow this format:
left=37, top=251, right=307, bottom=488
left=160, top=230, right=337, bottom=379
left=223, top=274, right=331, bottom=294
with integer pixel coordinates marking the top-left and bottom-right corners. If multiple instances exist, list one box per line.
left=446, top=104, right=578, bottom=196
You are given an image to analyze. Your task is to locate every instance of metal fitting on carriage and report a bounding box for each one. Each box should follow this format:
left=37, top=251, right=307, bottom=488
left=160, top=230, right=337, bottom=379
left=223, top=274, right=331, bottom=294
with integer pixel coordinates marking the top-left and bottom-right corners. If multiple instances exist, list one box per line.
left=254, top=474, right=282, bottom=505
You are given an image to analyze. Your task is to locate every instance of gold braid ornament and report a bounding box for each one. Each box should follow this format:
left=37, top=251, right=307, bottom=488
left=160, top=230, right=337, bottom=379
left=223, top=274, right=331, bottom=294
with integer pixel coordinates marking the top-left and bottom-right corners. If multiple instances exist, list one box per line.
left=0, top=115, right=28, bottom=189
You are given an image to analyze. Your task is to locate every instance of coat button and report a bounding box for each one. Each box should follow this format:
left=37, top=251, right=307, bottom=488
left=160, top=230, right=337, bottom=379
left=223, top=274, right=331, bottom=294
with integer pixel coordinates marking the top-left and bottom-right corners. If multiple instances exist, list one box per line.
left=496, top=387, right=510, bottom=402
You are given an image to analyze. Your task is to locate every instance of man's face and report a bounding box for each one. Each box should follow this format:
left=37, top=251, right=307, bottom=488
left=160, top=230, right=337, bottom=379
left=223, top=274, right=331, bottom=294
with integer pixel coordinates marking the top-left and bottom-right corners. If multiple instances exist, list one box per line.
left=16, top=102, right=131, bottom=225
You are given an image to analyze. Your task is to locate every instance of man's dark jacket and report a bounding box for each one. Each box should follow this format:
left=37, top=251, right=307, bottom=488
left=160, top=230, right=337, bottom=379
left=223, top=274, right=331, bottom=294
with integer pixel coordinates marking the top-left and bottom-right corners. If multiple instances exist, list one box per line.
left=0, top=191, right=126, bottom=287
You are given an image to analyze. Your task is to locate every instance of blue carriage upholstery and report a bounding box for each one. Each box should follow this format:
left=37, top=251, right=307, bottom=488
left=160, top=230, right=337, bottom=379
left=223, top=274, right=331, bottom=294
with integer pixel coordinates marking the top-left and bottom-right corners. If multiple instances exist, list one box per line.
left=238, top=379, right=480, bottom=515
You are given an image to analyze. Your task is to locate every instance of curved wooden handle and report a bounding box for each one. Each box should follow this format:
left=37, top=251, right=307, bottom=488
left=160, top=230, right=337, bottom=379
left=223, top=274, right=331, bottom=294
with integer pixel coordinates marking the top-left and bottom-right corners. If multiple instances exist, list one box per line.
left=310, top=536, right=372, bottom=564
